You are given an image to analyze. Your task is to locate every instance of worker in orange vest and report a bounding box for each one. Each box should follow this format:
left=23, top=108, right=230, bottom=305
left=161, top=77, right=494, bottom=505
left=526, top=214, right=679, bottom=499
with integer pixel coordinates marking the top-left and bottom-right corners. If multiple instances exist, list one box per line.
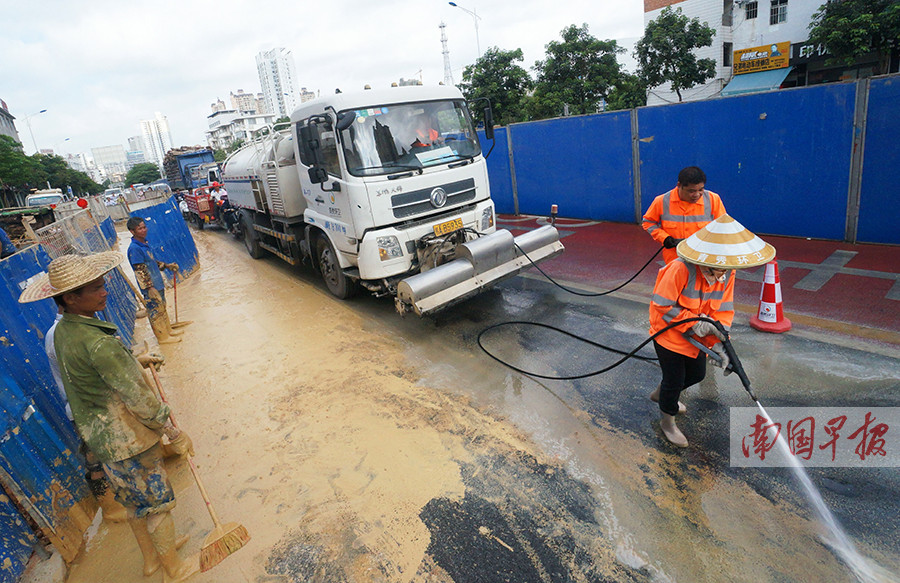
left=642, top=166, right=727, bottom=264
left=648, top=214, right=775, bottom=447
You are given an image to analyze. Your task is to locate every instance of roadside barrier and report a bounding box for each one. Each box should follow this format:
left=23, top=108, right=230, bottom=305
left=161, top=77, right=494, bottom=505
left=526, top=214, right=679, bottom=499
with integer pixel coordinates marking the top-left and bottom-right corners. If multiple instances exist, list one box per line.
left=750, top=260, right=792, bottom=333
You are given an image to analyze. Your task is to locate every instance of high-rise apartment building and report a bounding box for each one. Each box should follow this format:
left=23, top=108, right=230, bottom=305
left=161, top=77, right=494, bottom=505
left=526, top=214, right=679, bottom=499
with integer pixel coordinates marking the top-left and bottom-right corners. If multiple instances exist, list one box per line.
left=230, top=89, right=263, bottom=113
left=256, top=48, right=300, bottom=118
left=299, top=87, right=317, bottom=103
left=91, top=144, right=129, bottom=183
left=211, top=98, right=228, bottom=113
left=139, top=112, right=173, bottom=169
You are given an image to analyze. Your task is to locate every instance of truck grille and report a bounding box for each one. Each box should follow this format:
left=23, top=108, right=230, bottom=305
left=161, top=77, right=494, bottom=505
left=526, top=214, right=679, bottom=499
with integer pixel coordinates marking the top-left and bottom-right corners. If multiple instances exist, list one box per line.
left=391, top=178, right=476, bottom=219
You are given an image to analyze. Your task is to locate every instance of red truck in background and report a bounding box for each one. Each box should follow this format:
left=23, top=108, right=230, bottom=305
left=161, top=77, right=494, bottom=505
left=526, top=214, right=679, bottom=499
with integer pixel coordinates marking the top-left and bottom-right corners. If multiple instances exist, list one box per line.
left=183, top=185, right=218, bottom=230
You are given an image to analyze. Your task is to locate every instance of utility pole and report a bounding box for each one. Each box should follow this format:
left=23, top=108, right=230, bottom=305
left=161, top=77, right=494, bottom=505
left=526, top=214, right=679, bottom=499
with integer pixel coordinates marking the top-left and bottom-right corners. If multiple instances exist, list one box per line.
left=440, top=22, right=454, bottom=86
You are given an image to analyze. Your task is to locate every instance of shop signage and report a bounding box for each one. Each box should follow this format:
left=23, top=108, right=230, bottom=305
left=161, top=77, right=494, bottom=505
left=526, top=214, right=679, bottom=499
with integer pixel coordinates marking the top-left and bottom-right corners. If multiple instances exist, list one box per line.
left=791, top=41, right=832, bottom=64
left=733, top=41, right=791, bottom=75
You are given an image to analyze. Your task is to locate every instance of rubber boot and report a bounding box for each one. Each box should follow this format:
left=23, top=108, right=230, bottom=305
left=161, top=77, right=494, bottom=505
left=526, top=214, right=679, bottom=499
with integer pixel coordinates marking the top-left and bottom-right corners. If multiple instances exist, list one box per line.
left=660, top=413, right=689, bottom=448
left=159, top=306, right=184, bottom=336
left=96, top=488, right=128, bottom=523
left=150, top=313, right=181, bottom=344
left=128, top=517, right=161, bottom=577
left=148, top=512, right=197, bottom=583
left=649, top=385, right=686, bottom=414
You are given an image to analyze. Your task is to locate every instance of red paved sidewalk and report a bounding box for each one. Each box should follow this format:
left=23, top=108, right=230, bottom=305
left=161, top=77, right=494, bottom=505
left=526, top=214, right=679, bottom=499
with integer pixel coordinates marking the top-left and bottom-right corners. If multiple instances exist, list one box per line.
left=499, top=215, right=900, bottom=343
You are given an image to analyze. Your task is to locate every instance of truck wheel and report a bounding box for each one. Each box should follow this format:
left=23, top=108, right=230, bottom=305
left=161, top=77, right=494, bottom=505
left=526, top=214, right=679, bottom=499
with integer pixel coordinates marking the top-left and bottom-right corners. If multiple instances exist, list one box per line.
left=243, top=218, right=263, bottom=259
left=316, top=236, right=357, bottom=299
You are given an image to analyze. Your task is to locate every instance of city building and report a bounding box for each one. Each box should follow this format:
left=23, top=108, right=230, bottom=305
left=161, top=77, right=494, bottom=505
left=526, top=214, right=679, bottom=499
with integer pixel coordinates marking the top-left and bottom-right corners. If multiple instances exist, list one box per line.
left=256, top=48, right=300, bottom=118
left=91, top=144, right=129, bottom=184
left=211, top=98, right=228, bottom=113
left=206, top=109, right=277, bottom=151
left=642, top=0, right=899, bottom=105
left=300, top=87, right=317, bottom=103
left=230, top=89, right=265, bottom=113
left=0, top=99, right=21, bottom=144
left=140, top=112, right=173, bottom=169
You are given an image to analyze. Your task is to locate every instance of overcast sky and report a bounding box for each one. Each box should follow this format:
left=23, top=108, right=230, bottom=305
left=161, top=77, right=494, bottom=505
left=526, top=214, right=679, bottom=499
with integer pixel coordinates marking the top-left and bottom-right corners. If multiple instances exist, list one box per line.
left=1, top=0, right=643, bottom=159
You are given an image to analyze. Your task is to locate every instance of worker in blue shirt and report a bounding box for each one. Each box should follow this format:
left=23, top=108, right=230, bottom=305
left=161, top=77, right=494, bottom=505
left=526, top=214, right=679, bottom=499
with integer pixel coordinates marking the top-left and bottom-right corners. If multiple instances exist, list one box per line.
left=0, top=227, right=16, bottom=258
left=126, top=217, right=190, bottom=344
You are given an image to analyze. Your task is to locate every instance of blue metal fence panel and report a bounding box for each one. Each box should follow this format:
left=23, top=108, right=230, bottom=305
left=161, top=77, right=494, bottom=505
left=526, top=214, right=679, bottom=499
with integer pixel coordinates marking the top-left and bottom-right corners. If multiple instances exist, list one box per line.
left=510, top=112, right=634, bottom=221
left=479, top=127, right=515, bottom=214
left=637, top=83, right=856, bottom=240
left=100, top=216, right=117, bottom=247
left=857, top=77, right=900, bottom=244
left=0, top=490, right=35, bottom=583
left=129, top=196, right=199, bottom=284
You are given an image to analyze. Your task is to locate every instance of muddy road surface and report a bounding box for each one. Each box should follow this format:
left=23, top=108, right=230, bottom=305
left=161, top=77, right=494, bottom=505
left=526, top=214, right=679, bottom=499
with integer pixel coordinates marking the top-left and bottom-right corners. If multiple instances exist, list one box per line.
left=65, top=228, right=900, bottom=583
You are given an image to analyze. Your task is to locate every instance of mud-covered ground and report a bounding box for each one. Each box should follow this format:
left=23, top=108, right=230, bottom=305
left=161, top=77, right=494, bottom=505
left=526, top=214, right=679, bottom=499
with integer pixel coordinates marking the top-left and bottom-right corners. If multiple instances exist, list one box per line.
left=59, top=228, right=899, bottom=583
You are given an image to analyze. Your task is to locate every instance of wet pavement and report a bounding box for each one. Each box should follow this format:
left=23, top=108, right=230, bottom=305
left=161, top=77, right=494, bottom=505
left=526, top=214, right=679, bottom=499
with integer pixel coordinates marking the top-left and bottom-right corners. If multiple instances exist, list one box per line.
left=51, top=218, right=900, bottom=583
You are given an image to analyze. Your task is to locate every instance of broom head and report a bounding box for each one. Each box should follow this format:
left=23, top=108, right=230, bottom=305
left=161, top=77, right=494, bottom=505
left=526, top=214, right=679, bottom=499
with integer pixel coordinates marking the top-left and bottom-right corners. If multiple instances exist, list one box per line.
left=200, top=521, right=250, bottom=572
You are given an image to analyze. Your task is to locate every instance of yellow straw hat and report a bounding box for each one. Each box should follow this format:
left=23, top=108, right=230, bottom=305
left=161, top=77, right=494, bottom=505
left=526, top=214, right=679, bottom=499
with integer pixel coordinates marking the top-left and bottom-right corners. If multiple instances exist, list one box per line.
left=676, top=214, right=775, bottom=269
left=18, top=252, right=124, bottom=303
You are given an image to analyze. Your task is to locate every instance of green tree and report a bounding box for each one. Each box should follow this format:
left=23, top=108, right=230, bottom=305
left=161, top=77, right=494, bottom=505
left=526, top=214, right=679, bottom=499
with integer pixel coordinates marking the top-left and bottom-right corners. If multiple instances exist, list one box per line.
left=274, top=116, right=290, bottom=125
left=227, top=139, right=245, bottom=154
left=808, top=0, right=900, bottom=72
left=0, top=135, right=41, bottom=192
left=606, top=72, right=647, bottom=111
left=35, top=153, right=103, bottom=195
left=125, top=162, right=161, bottom=186
left=635, top=6, right=716, bottom=102
left=529, top=24, right=624, bottom=119
left=458, top=47, right=534, bottom=126
left=213, top=148, right=227, bottom=162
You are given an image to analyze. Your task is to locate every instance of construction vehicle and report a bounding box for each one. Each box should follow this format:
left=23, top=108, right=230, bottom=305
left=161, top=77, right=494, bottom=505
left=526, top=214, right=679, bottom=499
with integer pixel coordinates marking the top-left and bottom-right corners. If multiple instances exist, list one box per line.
left=162, top=147, right=220, bottom=192
left=221, top=85, right=563, bottom=316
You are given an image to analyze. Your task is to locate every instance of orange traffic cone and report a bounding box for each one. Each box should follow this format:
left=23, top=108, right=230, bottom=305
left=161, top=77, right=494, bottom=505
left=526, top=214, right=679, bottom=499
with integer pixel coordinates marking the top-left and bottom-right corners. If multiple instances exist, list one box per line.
left=750, top=259, right=792, bottom=333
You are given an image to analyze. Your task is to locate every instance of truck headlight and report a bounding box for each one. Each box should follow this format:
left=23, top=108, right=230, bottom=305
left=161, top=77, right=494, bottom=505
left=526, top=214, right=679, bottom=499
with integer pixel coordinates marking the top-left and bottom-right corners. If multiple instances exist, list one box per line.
left=480, top=207, right=494, bottom=231
left=377, top=236, right=403, bottom=261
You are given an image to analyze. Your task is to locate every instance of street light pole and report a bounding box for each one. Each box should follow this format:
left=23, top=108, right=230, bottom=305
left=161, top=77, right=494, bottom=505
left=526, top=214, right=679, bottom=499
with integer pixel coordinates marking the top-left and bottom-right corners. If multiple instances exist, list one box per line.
left=448, top=2, right=481, bottom=58
left=23, top=109, right=48, bottom=154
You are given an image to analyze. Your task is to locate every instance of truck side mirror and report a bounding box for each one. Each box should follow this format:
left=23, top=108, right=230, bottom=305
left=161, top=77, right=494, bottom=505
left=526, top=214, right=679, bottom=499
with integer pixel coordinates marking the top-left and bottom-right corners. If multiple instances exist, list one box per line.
left=483, top=106, right=494, bottom=140
left=336, top=112, right=355, bottom=131
left=308, top=166, right=328, bottom=184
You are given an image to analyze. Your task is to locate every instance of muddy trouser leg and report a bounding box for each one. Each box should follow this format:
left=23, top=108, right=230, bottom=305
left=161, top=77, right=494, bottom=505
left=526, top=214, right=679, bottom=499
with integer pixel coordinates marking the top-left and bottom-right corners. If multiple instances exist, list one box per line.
left=653, top=341, right=706, bottom=416
left=147, top=292, right=181, bottom=342
left=129, top=516, right=162, bottom=576
left=82, top=443, right=127, bottom=522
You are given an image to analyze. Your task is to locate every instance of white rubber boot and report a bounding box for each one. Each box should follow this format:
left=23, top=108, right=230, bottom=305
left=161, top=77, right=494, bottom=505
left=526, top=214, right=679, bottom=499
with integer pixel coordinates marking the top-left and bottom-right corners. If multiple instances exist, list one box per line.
left=660, top=413, right=688, bottom=448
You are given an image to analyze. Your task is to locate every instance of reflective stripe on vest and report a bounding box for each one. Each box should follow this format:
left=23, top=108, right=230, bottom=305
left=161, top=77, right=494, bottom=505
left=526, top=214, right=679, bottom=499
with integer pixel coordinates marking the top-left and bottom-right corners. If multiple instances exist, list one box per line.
left=661, top=190, right=714, bottom=223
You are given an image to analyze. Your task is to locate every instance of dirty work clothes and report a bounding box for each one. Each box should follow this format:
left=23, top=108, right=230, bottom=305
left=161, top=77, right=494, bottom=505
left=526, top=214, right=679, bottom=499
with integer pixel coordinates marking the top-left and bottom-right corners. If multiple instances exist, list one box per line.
left=649, top=259, right=735, bottom=358
left=653, top=342, right=707, bottom=416
left=0, top=227, right=16, bottom=258
left=128, top=238, right=165, bottom=294
left=45, top=314, right=73, bottom=420
left=54, top=313, right=170, bottom=463
left=103, top=444, right=176, bottom=519
left=642, top=188, right=726, bottom=264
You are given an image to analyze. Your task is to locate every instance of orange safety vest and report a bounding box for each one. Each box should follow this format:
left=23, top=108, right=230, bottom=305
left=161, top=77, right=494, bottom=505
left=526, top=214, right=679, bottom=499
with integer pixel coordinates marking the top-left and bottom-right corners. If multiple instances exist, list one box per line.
left=416, top=127, right=439, bottom=144
left=642, top=187, right=726, bottom=264
left=648, top=259, right=735, bottom=358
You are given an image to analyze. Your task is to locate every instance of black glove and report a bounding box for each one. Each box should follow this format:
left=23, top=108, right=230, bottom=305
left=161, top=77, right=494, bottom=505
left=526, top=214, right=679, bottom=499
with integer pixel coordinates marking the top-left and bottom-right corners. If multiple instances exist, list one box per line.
left=663, top=236, right=682, bottom=249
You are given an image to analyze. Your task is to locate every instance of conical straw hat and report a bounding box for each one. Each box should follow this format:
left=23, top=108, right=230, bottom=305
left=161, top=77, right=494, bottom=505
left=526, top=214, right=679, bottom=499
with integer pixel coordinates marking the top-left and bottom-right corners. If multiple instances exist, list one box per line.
left=19, top=251, right=124, bottom=303
left=676, top=214, right=775, bottom=269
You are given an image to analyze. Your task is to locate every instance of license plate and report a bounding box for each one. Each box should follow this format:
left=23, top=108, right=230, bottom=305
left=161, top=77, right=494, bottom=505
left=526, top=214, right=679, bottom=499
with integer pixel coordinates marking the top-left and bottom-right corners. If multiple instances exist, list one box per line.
left=433, top=218, right=463, bottom=236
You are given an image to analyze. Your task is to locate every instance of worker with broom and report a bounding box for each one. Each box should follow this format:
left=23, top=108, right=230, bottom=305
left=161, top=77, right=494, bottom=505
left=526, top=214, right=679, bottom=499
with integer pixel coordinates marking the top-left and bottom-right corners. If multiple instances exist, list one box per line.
left=126, top=216, right=190, bottom=344
left=19, top=252, right=197, bottom=581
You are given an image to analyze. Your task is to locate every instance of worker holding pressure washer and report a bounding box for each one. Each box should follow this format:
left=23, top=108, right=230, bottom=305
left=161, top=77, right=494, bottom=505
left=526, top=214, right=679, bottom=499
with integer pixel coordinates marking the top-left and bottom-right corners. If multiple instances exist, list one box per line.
left=642, top=166, right=727, bottom=264
left=648, top=215, right=775, bottom=447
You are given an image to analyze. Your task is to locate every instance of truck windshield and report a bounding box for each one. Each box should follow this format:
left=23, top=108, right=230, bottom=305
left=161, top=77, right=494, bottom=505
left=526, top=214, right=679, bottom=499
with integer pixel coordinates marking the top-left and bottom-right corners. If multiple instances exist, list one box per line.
left=339, top=100, right=481, bottom=177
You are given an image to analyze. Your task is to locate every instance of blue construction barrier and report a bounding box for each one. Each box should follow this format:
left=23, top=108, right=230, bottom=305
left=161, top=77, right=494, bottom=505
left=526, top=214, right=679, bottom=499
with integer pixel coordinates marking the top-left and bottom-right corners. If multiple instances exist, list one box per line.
left=0, top=490, right=35, bottom=583
left=479, top=127, right=516, bottom=215
left=510, top=111, right=635, bottom=222
left=482, top=75, right=897, bottom=244
left=129, top=196, right=199, bottom=285
left=857, top=76, right=900, bottom=244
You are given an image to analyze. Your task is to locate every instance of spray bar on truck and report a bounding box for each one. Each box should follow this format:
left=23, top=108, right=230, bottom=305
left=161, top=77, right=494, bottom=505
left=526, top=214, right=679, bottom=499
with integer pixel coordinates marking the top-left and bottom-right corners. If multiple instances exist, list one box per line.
left=395, top=225, right=564, bottom=316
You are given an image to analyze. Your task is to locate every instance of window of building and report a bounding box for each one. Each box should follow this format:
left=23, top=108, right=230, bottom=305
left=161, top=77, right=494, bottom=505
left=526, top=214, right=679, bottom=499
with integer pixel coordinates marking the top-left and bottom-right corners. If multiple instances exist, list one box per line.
left=770, top=0, right=788, bottom=24
left=722, top=0, right=733, bottom=26
left=723, top=42, right=733, bottom=67
left=745, top=1, right=758, bottom=19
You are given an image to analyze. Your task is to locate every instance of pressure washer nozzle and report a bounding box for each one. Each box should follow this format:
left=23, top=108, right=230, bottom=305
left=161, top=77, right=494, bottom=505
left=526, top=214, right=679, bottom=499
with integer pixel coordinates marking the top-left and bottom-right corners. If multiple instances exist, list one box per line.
left=746, top=385, right=759, bottom=402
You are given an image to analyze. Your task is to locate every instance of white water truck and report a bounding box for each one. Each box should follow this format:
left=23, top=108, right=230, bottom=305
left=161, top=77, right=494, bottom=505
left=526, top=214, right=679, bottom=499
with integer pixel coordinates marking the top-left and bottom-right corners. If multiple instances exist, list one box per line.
left=221, top=85, right=563, bottom=315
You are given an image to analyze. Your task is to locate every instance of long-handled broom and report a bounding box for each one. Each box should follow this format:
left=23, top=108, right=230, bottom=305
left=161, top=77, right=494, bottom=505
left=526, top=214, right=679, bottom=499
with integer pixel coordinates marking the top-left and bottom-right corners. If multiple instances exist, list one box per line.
left=148, top=366, right=250, bottom=571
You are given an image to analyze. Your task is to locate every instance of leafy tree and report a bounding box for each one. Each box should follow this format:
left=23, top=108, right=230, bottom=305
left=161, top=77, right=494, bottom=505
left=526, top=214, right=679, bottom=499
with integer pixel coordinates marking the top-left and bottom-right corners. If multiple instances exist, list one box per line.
left=808, top=0, right=900, bottom=72
left=529, top=24, right=624, bottom=119
left=213, top=148, right=227, bottom=162
left=458, top=47, right=534, bottom=126
left=606, top=72, right=647, bottom=111
left=35, top=153, right=102, bottom=195
left=274, top=116, right=290, bottom=125
left=125, top=162, right=161, bottom=186
left=0, top=135, right=41, bottom=191
left=227, top=139, right=245, bottom=154
left=635, top=6, right=716, bottom=102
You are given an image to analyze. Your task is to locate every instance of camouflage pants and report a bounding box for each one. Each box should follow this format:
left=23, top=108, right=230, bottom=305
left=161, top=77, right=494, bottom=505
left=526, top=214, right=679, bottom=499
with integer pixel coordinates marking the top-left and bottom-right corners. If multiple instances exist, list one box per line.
left=103, top=444, right=176, bottom=519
